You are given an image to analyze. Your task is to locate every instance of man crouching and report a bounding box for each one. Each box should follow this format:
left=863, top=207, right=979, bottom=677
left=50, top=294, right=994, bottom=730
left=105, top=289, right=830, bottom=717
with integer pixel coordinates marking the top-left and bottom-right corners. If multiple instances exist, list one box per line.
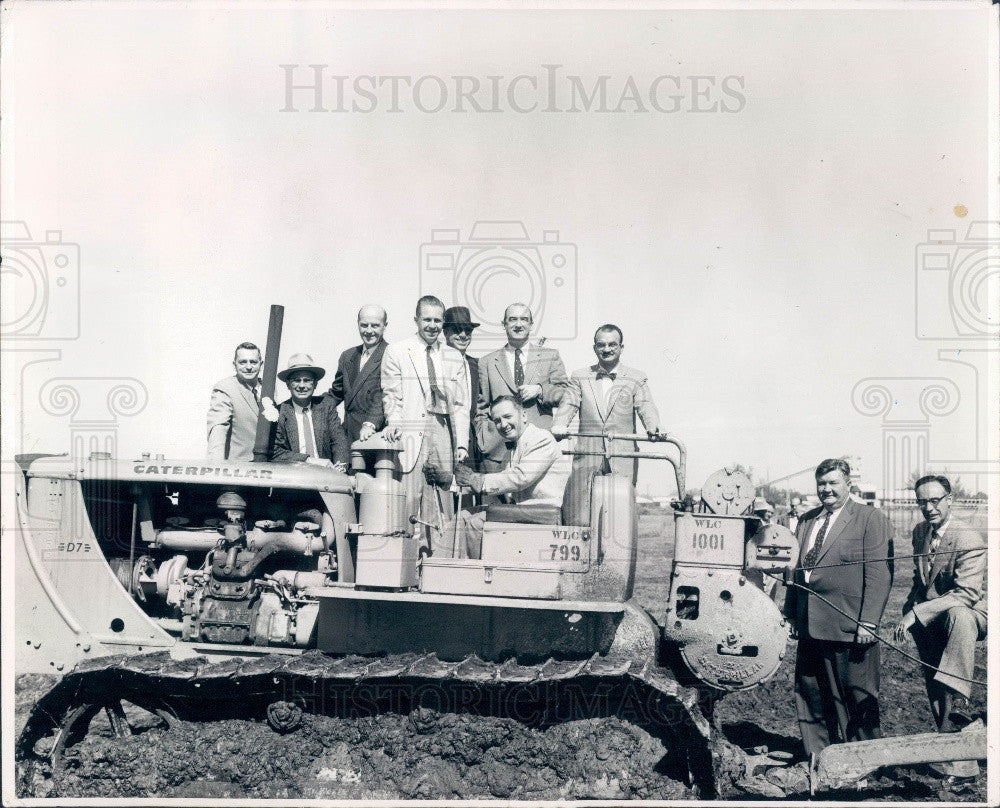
left=424, top=395, right=570, bottom=558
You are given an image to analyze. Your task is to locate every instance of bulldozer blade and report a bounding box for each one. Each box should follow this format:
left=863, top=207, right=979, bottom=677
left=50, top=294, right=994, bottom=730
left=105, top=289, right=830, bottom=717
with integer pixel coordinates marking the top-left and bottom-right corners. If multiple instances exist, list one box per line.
left=811, top=721, right=987, bottom=794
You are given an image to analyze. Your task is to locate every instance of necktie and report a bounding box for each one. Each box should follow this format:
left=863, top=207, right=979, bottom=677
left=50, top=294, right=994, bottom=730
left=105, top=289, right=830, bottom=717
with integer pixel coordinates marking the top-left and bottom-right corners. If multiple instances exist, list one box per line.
left=514, top=348, right=524, bottom=388
left=928, top=529, right=941, bottom=560
left=802, top=511, right=831, bottom=568
left=301, top=407, right=318, bottom=457
left=426, top=345, right=445, bottom=406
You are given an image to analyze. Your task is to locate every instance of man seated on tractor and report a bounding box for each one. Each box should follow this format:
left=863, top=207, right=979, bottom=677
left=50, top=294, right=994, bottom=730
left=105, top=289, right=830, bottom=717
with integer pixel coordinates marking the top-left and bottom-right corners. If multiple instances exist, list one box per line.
left=423, top=395, right=570, bottom=559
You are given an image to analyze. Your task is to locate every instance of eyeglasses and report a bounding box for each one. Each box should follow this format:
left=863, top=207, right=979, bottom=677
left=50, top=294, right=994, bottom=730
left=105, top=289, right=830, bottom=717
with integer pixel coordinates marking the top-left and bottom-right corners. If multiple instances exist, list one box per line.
left=916, top=495, right=950, bottom=508
left=446, top=326, right=474, bottom=335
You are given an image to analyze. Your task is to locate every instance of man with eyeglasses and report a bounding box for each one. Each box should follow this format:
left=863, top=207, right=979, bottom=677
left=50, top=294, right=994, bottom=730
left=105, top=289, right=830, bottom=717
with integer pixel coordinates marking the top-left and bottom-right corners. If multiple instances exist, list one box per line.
left=891, top=475, right=986, bottom=779
left=442, top=306, right=505, bottom=473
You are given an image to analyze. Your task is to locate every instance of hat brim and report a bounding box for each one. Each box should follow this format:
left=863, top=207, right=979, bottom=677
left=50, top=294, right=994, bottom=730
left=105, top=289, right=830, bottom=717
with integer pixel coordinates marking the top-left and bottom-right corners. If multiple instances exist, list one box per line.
left=277, top=366, right=326, bottom=382
left=445, top=321, right=481, bottom=329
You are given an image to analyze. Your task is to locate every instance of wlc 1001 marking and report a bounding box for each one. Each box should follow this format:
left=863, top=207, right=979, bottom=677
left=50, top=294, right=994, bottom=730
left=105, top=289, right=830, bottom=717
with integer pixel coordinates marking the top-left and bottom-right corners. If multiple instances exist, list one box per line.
left=692, top=533, right=724, bottom=550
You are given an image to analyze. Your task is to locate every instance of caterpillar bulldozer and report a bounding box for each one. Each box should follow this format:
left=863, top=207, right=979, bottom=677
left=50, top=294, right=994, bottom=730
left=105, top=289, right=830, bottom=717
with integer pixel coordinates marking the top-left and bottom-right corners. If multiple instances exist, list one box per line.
left=13, top=311, right=986, bottom=799
left=14, top=427, right=807, bottom=796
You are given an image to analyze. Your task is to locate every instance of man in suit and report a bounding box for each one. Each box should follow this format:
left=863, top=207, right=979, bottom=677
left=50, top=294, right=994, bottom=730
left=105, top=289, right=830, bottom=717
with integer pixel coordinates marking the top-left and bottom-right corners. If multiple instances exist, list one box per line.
left=443, top=305, right=505, bottom=473
left=270, top=354, right=350, bottom=469
left=784, top=458, right=893, bottom=758
left=382, top=296, right=470, bottom=532
left=426, top=395, right=571, bottom=558
left=326, top=304, right=388, bottom=444
left=552, top=324, right=661, bottom=486
left=891, top=475, right=986, bottom=776
left=207, top=342, right=263, bottom=461
left=476, top=302, right=569, bottom=461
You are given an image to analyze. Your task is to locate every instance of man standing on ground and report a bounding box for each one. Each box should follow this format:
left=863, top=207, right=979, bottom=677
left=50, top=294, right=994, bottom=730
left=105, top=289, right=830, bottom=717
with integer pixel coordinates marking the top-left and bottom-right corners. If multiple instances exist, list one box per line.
left=891, top=475, right=986, bottom=779
left=207, top=342, right=263, bottom=461
left=381, top=296, right=469, bottom=529
left=327, top=304, right=389, bottom=443
left=476, top=303, right=569, bottom=460
left=784, top=458, right=893, bottom=758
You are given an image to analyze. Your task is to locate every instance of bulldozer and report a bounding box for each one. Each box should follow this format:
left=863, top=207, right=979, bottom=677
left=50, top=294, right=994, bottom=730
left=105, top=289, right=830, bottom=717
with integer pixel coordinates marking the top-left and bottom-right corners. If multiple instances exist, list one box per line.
left=12, top=311, right=986, bottom=799
left=14, top=427, right=804, bottom=795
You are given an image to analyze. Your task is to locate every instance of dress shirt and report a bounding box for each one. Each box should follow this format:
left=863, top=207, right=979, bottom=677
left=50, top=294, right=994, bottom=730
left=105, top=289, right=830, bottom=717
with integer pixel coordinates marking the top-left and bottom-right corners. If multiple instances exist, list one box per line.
left=292, top=400, right=319, bottom=457
left=424, top=339, right=447, bottom=414
left=803, top=502, right=847, bottom=583
left=462, top=354, right=472, bottom=410
left=504, top=343, right=530, bottom=385
left=359, top=346, right=374, bottom=370
left=239, top=378, right=262, bottom=404
left=596, top=362, right=619, bottom=410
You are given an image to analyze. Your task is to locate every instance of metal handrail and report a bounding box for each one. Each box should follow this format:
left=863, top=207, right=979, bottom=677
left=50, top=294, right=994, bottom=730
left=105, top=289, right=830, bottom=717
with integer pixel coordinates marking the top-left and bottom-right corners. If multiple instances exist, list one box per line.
left=557, top=431, right=687, bottom=497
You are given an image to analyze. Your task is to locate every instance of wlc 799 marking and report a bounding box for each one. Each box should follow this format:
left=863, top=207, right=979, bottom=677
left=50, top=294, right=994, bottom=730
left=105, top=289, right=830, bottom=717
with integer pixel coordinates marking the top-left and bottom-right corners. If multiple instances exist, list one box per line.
left=549, top=543, right=583, bottom=561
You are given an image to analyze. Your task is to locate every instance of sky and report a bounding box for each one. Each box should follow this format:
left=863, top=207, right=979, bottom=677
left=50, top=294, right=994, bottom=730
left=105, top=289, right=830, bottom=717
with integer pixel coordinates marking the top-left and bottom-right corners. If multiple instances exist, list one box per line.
left=1, top=1, right=997, bottom=498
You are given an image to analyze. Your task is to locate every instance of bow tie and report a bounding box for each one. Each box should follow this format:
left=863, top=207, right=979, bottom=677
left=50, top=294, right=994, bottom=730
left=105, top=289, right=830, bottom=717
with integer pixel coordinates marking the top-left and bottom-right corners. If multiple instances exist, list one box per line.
left=596, top=371, right=617, bottom=381
left=504, top=440, right=517, bottom=450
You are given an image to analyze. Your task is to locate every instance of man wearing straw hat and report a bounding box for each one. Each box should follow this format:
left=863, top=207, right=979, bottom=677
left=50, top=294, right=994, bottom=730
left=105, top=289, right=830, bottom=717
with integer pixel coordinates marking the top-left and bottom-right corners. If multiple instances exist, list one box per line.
left=270, top=353, right=349, bottom=470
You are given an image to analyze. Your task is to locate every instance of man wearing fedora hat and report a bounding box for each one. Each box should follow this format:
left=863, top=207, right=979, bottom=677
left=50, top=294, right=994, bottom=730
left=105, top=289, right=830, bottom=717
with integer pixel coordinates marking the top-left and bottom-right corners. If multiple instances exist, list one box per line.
left=270, top=353, right=349, bottom=469
left=443, top=306, right=505, bottom=473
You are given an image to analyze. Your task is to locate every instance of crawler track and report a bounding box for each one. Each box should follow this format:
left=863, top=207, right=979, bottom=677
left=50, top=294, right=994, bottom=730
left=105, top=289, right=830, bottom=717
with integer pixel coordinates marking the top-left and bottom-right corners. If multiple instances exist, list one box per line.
left=17, top=649, right=723, bottom=797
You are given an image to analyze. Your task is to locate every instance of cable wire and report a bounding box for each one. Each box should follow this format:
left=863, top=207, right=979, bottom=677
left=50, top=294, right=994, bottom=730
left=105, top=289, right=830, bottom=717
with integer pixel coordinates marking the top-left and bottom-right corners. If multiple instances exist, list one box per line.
left=768, top=572, right=987, bottom=688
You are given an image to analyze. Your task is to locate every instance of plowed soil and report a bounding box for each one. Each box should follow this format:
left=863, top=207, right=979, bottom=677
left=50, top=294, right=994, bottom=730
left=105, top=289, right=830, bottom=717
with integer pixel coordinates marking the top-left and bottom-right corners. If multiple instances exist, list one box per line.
left=15, top=507, right=987, bottom=801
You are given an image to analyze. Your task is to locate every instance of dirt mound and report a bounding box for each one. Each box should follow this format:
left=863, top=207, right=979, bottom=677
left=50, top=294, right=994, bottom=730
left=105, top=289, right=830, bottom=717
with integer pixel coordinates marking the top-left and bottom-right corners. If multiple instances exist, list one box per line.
left=27, top=709, right=694, bottom=801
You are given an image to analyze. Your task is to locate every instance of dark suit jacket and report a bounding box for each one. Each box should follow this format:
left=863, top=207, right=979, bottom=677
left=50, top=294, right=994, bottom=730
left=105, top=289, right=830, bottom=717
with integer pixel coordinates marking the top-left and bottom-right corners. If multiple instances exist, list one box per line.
left=464, top=354, right=506, bottom=472
left=475, top=344, right=569, bottom=456
left=270, top=395, right=350, bottom=465
left=784, top=499, right=893, bottom=643
left=326, top=341, right=387, bottom=442
left=904, top=517, right=987, bottom=625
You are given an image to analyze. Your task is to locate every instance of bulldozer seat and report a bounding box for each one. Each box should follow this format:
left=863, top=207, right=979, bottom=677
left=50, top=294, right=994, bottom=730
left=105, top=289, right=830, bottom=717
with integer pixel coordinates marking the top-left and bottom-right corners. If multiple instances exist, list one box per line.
left=485, top=503, right=562, bottom=525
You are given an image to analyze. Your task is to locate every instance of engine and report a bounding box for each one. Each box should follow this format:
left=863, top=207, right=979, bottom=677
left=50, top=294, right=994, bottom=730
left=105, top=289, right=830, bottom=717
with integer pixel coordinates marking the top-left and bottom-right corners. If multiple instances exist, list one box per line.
left=115, top=489, right=335, bottom=648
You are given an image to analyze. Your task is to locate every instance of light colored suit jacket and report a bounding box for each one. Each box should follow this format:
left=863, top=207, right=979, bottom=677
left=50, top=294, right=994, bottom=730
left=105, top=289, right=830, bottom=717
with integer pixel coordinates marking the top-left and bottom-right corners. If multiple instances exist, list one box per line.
left=784, top=499, right=893, bottom=642
left=904, top=517, right=987, bottom=626
left=482, top=423, right=571, bottom=507
left=475, top=344, right=569, bottom=454
left=553, top=363, right=660, bottom=481
left=381, top=335, right=470, bottom=473
left=206, top=375, right=261, bottom=461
